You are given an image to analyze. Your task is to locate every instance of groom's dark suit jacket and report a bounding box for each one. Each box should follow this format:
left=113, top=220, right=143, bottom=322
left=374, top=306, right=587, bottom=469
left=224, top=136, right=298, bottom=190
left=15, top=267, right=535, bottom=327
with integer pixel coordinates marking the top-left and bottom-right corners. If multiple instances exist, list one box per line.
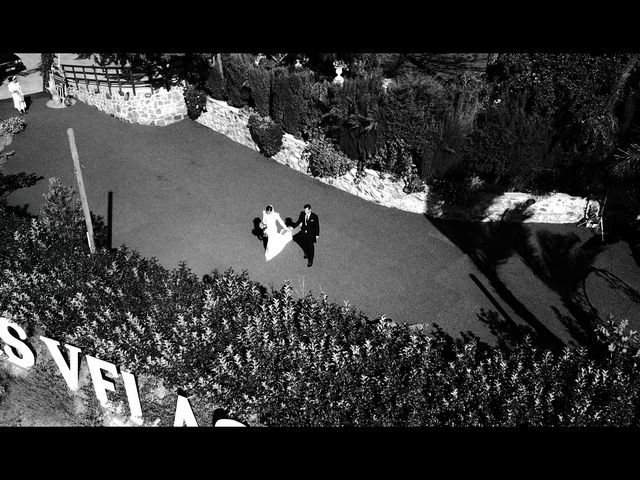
left=294, top=211, right=319, bottom=240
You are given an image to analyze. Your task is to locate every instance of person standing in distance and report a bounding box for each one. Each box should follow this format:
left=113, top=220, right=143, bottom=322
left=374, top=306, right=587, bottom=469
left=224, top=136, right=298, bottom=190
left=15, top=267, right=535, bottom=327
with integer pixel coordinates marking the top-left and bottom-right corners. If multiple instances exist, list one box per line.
left=8, top=76, right=26, bottom=115
left=293, top=203, right=319, bottom=267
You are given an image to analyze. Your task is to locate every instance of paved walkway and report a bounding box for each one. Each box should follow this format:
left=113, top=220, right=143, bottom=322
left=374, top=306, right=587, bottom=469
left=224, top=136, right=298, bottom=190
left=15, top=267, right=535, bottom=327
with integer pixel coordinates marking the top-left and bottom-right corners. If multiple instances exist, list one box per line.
left=2, top=86, right=640, bottom=347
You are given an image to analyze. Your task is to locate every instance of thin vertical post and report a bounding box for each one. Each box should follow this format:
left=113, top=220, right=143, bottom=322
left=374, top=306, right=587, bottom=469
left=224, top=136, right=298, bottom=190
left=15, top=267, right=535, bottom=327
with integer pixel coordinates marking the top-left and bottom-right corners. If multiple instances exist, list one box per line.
left=83, top=66, right=88, bottom=90
left=116, top=67, right=122, bottom=93
left=107, top=191, right=113, bottom=251
left=67, top=128, right=96, bottom=254
left=94, top=66, right=100, bottom=92
left=129, top=68, right=136, bottom=96
left=105, top=67, right=111, bottom=95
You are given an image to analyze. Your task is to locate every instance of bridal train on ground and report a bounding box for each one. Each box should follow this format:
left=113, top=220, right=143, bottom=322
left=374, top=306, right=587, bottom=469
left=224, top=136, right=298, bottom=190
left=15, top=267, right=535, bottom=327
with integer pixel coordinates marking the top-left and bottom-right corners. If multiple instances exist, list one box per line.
left=262, top=208, right=293, bottom=261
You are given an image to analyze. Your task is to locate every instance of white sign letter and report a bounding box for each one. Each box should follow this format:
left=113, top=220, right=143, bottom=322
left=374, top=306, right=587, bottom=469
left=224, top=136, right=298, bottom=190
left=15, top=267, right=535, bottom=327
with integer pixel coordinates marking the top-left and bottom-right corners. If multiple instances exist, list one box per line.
left=214, top=418, right=246, bottom=427
left=174, top=394, right=199, bottom=427
left=86, top=354, right=119, bottom=407
left=40, top=336, right=82, bottom=391
left=0, top=316, right=35, bottom=369
left=120, top=369, right=143, bottom=424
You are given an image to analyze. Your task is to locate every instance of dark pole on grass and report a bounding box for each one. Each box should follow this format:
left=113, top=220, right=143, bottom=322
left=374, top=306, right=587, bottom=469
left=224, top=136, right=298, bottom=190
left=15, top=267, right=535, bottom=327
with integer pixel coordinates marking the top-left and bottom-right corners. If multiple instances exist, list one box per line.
left=67, top=128, right=96, bottom=254
left=107, top=191, right=113, bottom=251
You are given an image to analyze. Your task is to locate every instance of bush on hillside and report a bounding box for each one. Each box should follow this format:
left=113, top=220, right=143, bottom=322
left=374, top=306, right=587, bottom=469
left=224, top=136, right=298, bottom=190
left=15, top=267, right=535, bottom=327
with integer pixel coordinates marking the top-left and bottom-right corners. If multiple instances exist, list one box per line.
left=183, top=85, right=208, bottom=120
left=462, top=97, right=558, bottom=192
left=366, top=138, right=413, bottom=177
left=205, top=62, right=227, bottom=101
left=322, top=75, right=384, bottom=162
left=303, top=137, right=354, bottom=178
left=246, top=66, right=272, bottom=117
left=221, top=53, right=254, bottom=108
left=270, top=68, right=319, bottom=139
left=0, top=117, right=27, bottom=137
left=247, top=113, right=283, bottom=157
left=486, top=53, right=634, bottom=193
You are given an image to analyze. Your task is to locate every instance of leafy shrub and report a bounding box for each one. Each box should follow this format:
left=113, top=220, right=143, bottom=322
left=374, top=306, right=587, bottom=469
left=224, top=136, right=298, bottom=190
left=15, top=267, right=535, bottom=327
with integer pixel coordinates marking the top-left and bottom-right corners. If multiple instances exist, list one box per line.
left=247, top=113, right=283, bottom=157
left=322, top=75, right=383, bottom=162
left=0, top=135, right=11, bottom=153
left=428, top=170, right=484, bottom=207
left=378, top=76, right=451, bottom=155
left=303, top=137, right=354, bottom=178
left=221, top=53, right=254, bottom=108
left=270, top=68, right=320, bottom=139
left=183, top=85, right=208, bottom=120
left=0, top=117, right=26, bottom=136
left=402, top=165, right=426, bottom=194
left=205, top=61, right=227, bottom=101
left=462, top=97, right=558, bottom=192
left=300, top=79, right=331, bottom=140
left=366, top=138, right=413, bottom=177
left=246, top=66, right=272, bottom=117
left=486, top=53, right=634, bottom=192
left=38, top=53, right=55, bottom=91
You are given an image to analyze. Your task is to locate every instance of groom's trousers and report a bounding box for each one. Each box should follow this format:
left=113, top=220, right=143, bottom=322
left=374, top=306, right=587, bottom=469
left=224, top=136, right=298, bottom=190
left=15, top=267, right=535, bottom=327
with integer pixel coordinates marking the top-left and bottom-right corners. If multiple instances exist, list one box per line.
left=302, top=233, right=315, bottom=262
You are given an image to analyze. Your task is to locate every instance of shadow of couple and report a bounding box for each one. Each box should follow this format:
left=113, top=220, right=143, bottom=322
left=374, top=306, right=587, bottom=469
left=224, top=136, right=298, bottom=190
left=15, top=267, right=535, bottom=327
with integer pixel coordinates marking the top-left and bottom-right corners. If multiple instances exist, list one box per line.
left=252, top=216, right=305, bottom=255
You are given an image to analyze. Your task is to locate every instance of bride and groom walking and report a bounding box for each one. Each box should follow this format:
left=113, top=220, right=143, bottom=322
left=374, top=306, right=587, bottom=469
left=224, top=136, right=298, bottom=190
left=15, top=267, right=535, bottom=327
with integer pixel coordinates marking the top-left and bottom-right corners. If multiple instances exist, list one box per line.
left=261, top=203, right=319, bottom=267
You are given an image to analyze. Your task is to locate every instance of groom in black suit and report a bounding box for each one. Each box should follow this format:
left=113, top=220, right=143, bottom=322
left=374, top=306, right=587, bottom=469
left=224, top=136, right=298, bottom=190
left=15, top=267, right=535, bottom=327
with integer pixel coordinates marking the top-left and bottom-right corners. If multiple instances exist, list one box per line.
left=293, top=203, right=319, bottom=267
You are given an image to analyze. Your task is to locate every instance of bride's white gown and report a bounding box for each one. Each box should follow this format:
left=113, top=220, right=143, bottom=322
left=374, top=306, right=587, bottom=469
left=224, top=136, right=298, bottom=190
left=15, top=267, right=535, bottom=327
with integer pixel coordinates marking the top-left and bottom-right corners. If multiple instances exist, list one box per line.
left=263, top=211, right=293, bottom=261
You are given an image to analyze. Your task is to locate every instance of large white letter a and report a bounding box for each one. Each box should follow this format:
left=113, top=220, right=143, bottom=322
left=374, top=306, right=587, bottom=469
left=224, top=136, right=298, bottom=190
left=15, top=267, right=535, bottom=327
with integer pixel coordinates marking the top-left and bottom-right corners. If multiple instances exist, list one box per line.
left=174, top=394, right=199, bottom=427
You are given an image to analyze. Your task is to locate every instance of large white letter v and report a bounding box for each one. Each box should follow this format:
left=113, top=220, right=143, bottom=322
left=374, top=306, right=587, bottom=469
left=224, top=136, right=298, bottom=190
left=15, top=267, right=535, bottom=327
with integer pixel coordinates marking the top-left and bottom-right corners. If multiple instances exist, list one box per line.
left=40, top=336, right=82, bottom=391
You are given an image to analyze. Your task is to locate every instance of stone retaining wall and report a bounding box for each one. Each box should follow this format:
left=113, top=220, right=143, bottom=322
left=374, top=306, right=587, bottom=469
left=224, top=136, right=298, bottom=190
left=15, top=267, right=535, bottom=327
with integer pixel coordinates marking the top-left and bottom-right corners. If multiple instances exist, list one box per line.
left=197, top=98, right=259, bottom=150
left=195, top=96, right=588, bottom=223
left=70, top=84, right=188, bottom=126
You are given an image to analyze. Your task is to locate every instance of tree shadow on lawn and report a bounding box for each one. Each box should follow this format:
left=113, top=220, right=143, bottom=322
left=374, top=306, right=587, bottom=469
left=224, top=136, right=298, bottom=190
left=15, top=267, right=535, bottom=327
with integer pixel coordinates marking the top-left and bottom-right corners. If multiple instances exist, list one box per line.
left=425, top=200, right=626, bottom=354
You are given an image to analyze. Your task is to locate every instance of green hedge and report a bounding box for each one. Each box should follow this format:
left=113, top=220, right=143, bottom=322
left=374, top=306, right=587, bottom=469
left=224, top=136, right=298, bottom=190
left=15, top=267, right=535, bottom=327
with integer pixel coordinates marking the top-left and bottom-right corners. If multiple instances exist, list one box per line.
left=247, top=113, right=283, bottom=157
left=270, top=68, right=320, bottom=139
left=322, top=75, right=384, bottom=163
left=183, top=85, right=208, bottom=120
left=303, top=137, right=354, bottom=178
left=221, top=53, right=254, bottom=108
left=246, top=66, right=272, bottom=117
left=461, top=97, right=558, bottom=192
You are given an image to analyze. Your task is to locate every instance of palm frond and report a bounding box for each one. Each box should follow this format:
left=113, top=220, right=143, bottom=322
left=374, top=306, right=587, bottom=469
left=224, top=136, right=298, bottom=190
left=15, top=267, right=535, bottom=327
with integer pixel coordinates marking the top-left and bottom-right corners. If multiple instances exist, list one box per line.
left=612, top=143, right=640, bottom=179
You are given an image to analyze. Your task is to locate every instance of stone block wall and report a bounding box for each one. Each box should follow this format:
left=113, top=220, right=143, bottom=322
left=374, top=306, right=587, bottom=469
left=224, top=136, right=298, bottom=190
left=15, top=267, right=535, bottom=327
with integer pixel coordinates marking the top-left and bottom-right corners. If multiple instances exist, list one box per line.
left=69, top=84, right=188, bottom=126
left=196, top=98, right=259, bottom=150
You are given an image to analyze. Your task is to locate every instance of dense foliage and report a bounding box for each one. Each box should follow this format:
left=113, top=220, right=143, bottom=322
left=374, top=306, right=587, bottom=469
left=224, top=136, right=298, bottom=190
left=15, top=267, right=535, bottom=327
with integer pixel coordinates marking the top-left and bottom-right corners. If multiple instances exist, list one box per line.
left=220, top=53, right=254, bottom=108
left=484, top=53, right=640, bottom=193
left=2, top=180, right=640, bottom=426
left=247, top=113, right=284, bottom=157
left=1, top=117, right=27, bottom=137
left=37, top=53, right=56, bottom=91
left=461, top=96, right=559, bottom=192
left=246, top=66, right=272, bottom=117
left=322, top=75, right=383, bottom=163
left=303, top=137, right=354, bottom=178
left=270, top=68, right=323, bottom=139
left=183, top=85, right=208, bottom=120
left=93, top=53, right=213, bottom=91
left=90, top=52, right=640, bottom=201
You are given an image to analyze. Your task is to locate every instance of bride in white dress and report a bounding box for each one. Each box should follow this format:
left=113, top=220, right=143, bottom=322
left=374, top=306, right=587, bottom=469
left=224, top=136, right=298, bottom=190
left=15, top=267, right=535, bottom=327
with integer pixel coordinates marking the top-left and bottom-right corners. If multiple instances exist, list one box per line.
left=262, top=205, right=294, bottom=261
